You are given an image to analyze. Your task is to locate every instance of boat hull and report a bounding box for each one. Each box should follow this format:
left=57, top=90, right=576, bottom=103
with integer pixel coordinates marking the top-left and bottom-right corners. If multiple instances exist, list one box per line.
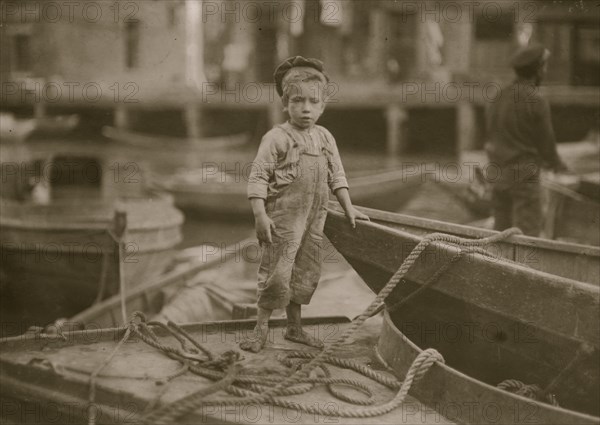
left=102, top=126, right=249, bottom=152
left=324, top=208, right=600, bottom=422
left=0, top=196, right=183, bottom=334
left=327, top=202, right=600, bottom=285
left=544, top=188, right=600, bottom=246
left=163, top=168, right=425, bottom=216
left=378, top=311, right=599, bottom=425
left=0, top=317, right=431, bottom=425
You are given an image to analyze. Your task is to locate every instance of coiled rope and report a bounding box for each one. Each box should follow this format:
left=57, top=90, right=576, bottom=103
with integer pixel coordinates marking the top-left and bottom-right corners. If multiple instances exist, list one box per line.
left=88, top=227, right=522, bottom=424
left=497, top=379, right=559, bottom=406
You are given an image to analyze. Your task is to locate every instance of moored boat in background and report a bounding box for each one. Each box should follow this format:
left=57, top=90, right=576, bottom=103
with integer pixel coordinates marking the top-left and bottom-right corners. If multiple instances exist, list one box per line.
left=102, top=126, right=250, bottom=152
left=541, top=174, right=600, bottom=246
left=154, top=167, right=427, bottom=216
left=0, top=146, right=184, bottom=336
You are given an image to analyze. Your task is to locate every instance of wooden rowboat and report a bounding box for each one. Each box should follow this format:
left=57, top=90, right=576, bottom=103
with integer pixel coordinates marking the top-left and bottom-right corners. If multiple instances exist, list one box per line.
left=0, top=193, right=183, bottom=336
left=68, top=203, right=599, bottom=334
left=102, top=126, right=249, bottom=152
left=327, top=202, right=599, bottom=285
left=155, top=167, right=425, bottom=216
left=0, top=148, right=184, bottom=336
left=324, top=205, right=600, bottom=424
left=63, top=202, right=600, bottom=338
left=31, top=114, right=80, bottom=136
left=0, top=316, right=445, bottom=424
left=459, top=144, right=600, bottom=245
left=64, top=234, right=372, bottom=332
left=65, top=238, right=259, bottom=330
left=542, top=175, right=600, bottom=246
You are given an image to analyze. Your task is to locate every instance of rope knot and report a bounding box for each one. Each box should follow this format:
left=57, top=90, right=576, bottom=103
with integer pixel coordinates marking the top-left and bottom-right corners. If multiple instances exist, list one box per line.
left=204, top=350, right=241, bottom=370
left=129, top=311, right=147, bottom=325
left=408, top=348, right=444, bottom=384
left=422, top=348, right=445, bottom=365
left=497, top=379, right=559, bottom=406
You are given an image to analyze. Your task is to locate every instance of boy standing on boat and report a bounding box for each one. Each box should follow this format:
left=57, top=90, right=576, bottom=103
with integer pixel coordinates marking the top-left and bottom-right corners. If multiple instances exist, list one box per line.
left=485, top=44, right=568, bottom=236
left=241, top=56, right=368, bottom=353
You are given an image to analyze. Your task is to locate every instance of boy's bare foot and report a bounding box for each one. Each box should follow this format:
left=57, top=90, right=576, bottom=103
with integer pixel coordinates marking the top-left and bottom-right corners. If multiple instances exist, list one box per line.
left=285, top=326, right=324, bottom=349
left=239, top=324, right=269, bottom=353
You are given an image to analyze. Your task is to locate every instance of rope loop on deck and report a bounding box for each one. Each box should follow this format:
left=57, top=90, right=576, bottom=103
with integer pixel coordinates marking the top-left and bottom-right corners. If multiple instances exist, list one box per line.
left=88, top=227, right=521, bottom=424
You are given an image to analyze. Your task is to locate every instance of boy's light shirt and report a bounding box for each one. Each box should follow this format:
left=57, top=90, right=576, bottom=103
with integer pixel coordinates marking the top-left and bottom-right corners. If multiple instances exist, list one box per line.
left=247, top=122, right=349, bottom=200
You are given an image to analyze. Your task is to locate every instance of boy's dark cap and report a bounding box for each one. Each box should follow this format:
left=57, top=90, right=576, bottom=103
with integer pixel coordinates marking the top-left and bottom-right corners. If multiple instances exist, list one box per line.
left=510, top=44, right=550, bottom=69
left=274, top=56, right=329, bottom=97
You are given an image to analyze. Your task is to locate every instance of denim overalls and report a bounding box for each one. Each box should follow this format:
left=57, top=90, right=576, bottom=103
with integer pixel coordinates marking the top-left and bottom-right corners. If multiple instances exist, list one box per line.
left=256, top=124, right=332, bottom=310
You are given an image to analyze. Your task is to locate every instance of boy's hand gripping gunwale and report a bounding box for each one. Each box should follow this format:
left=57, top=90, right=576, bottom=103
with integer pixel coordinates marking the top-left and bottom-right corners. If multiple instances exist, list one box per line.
left=334, top=187, right=370, bottom=228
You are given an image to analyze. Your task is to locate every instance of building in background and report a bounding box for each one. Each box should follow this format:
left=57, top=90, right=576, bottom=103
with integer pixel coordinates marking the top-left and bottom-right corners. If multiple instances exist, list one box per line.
left=1, top=0, right=598, bottom=154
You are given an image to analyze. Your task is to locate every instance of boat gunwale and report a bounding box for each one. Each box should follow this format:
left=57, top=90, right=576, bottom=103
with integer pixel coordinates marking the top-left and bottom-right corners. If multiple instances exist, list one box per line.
left=0, top=213, right=184, bottom=231
left=0, top=193, right=185, bottom=231
left=325, top=208, right=600, bottom=347
left=0, top=316, right=351, bottom=347
left=157, top=167, right=425, bottom=194
left=327, top=208, right=599, bottom=290
left=328, top=201, right=600, bottom=257
left=102, top=126, right=250, bottom=150
left=66, top=236, right=257, bottom=326
left=378, top=310, right=600, bottom=424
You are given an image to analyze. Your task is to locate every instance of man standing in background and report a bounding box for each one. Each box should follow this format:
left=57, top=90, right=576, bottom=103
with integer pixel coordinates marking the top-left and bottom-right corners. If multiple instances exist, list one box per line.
left=485, top=44, right=568, bottom=236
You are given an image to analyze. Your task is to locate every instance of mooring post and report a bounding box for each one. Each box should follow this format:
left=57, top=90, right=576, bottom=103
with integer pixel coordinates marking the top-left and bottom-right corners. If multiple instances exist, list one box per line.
left=109, top=210, right=128, bottom=324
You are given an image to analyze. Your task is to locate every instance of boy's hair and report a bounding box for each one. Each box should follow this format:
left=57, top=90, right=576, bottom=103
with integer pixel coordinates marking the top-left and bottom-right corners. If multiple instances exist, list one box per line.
left=281, top=73, right=326, bottom=105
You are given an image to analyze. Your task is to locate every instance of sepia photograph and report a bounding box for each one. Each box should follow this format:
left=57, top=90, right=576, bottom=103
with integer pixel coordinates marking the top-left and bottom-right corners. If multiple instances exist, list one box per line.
left=0, top=0, right=599, bottom=424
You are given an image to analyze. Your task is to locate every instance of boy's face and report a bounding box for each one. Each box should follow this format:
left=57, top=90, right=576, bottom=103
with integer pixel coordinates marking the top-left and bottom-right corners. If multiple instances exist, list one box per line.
left=284, top=81, right=325, bottom=129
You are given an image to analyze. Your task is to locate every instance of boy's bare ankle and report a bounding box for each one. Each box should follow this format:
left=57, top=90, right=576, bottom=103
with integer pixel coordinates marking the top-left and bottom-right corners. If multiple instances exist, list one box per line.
left=285, top=324, right=302, bottom=335
left=240, top=323, right=270, bottom=353
left=284, top=326, right=324, bottom=348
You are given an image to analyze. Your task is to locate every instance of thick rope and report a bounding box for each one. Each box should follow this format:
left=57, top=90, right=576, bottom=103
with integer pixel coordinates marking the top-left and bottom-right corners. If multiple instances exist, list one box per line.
left=497, top=379, right=559, bottom=406
left=259, top=228, right=523, bottom=394
left=88, top=227, right=521, bottom=423
left=88, top=326, right=133, bottom=425
left=134, top=227, right=520, bottom=421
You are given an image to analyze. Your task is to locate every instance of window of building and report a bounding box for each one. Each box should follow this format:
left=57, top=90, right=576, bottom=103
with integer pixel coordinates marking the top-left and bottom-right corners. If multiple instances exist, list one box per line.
left=386, top=11, right=416, bottom=81
left=474, top=10, right=514, bottom=40
left=573, top=25, right=599, bottom=86
left=534, top=21, right=599, bottom=86
left=168, top=5, right=177, bottom=27
left=13, top=34, right=32, bottom=72
left=49, top=156, right=102, bottom=191
left=125, top=20, right=140, bottom=69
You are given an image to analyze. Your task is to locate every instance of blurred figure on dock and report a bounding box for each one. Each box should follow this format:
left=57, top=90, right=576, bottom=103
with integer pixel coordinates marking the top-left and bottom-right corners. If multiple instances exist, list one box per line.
left=485, top=44, right=569, bottom=236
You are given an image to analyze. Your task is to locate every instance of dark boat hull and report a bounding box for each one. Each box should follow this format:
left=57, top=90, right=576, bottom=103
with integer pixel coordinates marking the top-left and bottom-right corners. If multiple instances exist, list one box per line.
left=327, top=202, right=600, bottom=285
left=544, top=187, right=600, bottom=246
left=324, top=208, right=600, bottom=422
left=378, top=311, right=599, bottom=425
left=0, top=196, right=183, bottom=334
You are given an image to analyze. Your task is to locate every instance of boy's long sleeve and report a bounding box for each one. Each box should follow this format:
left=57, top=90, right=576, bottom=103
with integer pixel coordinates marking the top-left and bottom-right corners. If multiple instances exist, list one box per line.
left=323, top=131, right=349, bottom=192
left=247, top=134, right=278, bottom=199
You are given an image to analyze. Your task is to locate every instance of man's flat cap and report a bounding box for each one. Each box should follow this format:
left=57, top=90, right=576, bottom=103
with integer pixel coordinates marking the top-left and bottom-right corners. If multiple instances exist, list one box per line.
left=274, top=56, right=329, bottom=97
left=510, top=44, right=550, bottom=69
